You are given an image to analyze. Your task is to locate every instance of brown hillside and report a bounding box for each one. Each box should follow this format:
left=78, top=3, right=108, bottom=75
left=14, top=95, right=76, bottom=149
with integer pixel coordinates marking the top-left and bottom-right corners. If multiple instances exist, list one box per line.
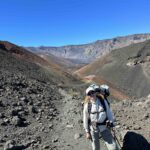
left=74, top=54, right=131, bottom=100
left=75, top=40, right=150, bottom=98
left=0, top=41, right=60, bottom=68
left=0, top=41, right=79, bottom=84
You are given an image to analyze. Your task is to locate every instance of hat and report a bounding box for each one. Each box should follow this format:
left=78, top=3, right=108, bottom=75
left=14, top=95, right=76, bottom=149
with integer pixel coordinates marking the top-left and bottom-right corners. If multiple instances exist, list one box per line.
left=86, top=86, right=95, bottom=95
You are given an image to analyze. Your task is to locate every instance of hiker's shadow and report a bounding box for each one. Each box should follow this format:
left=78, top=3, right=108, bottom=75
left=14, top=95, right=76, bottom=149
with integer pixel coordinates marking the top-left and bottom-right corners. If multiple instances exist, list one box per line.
left=122, top=131, right=150, bottom=150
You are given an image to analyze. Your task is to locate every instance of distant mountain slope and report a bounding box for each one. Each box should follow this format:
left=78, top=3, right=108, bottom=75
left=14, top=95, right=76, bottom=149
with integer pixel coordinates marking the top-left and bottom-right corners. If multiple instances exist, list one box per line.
left=75, top=40, right=150, bottom=98
left=38, top=54, right=82, bottom=71
left=0, top=41, right=79, bottom=84
left=27, top=34, right=150, bottom=64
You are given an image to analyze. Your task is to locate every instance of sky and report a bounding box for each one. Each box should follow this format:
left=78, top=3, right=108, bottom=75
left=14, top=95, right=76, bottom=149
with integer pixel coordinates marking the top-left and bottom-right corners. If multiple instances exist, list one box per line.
left=0, top=0, right=150, bottom=46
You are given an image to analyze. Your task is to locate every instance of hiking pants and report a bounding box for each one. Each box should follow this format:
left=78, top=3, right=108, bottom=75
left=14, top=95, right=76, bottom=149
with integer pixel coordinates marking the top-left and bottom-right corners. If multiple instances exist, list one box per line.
left=90, top=128, right=119, bottom=150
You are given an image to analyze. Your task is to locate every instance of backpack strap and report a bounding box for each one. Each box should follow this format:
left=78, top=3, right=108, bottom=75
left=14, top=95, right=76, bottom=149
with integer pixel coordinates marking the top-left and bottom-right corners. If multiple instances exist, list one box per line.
left=87, top=102, right=92, bottom=125
left=96, top=95, right=107, bottom=111
left=88, top=102, right=92, bottom=115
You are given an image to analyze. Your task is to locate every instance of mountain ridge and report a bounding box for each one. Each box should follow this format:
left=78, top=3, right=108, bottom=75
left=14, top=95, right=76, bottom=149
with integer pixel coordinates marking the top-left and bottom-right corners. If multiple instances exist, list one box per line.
left=27, top=33, right=150, bottom=64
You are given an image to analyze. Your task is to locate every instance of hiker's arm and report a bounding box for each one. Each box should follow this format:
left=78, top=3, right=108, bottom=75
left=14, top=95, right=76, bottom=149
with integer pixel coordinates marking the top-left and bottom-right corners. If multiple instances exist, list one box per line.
left=83, top=104, right=92, bottom=140
left=83, top=103, right=90, bottom=133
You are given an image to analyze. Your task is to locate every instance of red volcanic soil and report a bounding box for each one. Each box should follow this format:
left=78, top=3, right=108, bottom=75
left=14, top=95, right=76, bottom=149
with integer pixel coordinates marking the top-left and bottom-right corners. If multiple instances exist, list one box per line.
left=74, top=53, right=130, bottom=100
left=0, top=41, right=56, bottom=67
left=74, top=53, right=112, bottom=76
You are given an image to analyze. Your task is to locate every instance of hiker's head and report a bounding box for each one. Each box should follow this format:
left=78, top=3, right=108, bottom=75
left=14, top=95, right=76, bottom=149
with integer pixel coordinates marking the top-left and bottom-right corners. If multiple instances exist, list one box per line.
left=100, top=84, right=110, bottom=97
left=86, top=87, right=96, bottom=97
left=84, top=87, right=96, bottom=103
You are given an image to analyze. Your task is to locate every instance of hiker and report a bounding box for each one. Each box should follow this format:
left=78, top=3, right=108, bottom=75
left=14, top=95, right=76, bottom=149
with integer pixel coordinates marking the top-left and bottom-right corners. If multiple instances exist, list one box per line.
left=83, top=85, right=118, bottom=150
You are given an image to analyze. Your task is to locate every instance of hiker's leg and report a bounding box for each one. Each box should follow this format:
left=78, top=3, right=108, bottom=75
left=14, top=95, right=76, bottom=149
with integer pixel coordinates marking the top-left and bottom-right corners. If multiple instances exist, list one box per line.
left=101, top=129, right=118, bottom=150
left=90, top=130, right=100, bottom=150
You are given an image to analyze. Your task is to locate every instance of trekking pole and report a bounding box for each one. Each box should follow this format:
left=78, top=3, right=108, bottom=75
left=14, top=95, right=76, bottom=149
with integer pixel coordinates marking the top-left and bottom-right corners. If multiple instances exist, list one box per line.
left=111, top=127, right=122, bottom=150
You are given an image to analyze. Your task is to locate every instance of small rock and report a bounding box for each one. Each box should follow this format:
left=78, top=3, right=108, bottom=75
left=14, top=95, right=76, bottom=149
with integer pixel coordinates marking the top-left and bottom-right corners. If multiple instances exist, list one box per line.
left=0, top=100, right=4, bottom=107
left=4, top=140, right=30, bottom=150
left=52, top=138, right=58, bottom=143
left=12, top=116, right=25, bottom=127
left=40, top=127, right=45, bottom=132
left=124, top=126, right=130, bottom=130
left=29, top=106, right=38, bottom=114
left=11, top=109, right=18, bottom=116
left=143, top=113, right=149, bottom=120
left=43, top=145, right=50, bottom=149
left=144, top=99, right=150, bottom=107
left=66, top=124, right=74, bottom=128
left=36, top=117, right=40, bottom=121
left=20, top=97, right=26, bottom=101
left=4, top=119, right=9, bottom=123
left=20, top=97, right=29, bottom=103
left=74, top=133, right=81, bottom=139
left=77, top=119, right=83, bottom=124
left=48, top=124, right=53, bottom=129
left=115, top=125, right=121, bottom=129
left=4, top=140, right=15, bottom=150
left=133, top=125, right=141, bottom=130
left=136, top=102, right=143, bottom=106
left=0, top=113, right=5, bottom=118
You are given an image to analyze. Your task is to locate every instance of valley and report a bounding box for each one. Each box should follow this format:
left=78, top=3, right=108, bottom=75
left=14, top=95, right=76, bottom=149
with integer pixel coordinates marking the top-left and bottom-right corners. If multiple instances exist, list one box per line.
left=0, top=35, right=150, bottom=149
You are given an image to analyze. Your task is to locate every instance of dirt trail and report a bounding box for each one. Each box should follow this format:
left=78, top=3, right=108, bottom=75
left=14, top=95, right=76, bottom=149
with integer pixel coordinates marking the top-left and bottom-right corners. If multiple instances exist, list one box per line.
left=50, top=88, right=107, bottom=150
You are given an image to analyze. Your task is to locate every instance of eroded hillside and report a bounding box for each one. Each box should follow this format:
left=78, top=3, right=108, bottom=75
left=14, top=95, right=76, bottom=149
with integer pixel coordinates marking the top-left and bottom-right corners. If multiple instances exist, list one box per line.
left=75, top=40, right=150, bottom=98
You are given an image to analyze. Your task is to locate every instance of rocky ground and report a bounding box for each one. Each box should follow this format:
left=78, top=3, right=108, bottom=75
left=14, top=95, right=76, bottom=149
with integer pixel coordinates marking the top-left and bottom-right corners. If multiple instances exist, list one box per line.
left=0, top=71, right=62, bottom=150
left=111, top=96, right=150, bottom=144
left=0, top=71, right=150, bottom=150
left=0, top=70, right=107, bottom=150
left=0, top=68, right=150, bottom=150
